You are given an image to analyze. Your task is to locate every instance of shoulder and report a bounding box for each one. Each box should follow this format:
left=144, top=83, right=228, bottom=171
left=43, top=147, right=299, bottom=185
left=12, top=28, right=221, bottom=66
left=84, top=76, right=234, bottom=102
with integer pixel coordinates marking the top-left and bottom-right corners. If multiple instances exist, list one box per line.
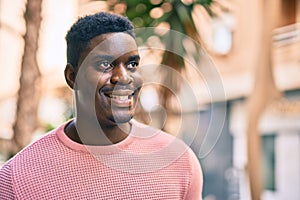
left=130, top=119, right=203, bottom=198
left=184, top=147, right=203, bottom=199
left=130, top=119, right=201, bottom=168
left=130, top=119, right=183, bottom=142
left=1, top=122, right=67, bottom=170
left=0, top=159, right=16, bottom=199
left=130, top=119, right=188, bottom=150
left=0, top=123, right=67, bottom=196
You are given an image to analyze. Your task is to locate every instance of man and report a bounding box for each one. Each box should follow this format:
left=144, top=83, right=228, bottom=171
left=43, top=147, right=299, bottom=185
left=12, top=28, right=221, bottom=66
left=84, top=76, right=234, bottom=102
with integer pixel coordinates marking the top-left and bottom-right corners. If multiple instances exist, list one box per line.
left=0, top=12, right=202, bottom=199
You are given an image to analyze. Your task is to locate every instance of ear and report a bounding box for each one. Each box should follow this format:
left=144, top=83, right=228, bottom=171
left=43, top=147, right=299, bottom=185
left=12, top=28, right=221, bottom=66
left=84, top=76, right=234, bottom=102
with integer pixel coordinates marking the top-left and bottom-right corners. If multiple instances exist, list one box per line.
left=64, top=63, right=77, bottom=89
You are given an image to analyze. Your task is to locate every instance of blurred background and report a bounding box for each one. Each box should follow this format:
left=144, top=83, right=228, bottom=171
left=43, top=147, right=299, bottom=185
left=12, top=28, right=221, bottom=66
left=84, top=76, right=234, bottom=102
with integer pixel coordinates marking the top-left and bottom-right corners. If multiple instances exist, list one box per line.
left=0, top=0, right=299, bottom=199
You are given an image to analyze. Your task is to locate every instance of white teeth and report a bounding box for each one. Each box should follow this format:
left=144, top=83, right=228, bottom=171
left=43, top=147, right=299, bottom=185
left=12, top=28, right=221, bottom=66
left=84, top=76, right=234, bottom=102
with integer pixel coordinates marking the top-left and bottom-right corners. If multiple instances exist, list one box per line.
left=118, top=96, right=128, bottom=101
left=110, top=95, right=129, bottom=100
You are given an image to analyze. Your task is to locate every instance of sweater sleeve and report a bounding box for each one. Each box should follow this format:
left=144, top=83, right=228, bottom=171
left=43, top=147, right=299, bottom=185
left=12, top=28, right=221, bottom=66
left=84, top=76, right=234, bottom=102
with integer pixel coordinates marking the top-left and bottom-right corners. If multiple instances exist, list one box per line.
left=0, top=162, right=16, bottom=199
left=185, top=149, right=203, bottom=200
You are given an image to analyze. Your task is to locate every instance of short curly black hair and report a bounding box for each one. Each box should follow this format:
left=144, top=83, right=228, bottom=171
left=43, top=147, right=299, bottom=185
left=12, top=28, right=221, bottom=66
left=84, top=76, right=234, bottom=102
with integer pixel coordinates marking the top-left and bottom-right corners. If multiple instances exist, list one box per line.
left=65, top=12, right=135, bottom=67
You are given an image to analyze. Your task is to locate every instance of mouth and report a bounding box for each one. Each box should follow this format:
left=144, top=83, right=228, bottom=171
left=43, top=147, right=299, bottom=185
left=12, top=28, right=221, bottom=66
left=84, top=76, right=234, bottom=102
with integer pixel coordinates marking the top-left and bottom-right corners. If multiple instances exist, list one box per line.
left=102, top=89, right=138, bottom=107
left=104, top=89, right=134, bottom=99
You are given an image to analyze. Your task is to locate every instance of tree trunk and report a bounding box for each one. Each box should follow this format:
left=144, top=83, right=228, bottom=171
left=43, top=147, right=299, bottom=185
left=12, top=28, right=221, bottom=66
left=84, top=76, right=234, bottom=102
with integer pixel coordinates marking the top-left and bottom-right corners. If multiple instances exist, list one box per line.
left=246, top=1, right=281, bottom=199
left=10, top=0, right=43, bottom=156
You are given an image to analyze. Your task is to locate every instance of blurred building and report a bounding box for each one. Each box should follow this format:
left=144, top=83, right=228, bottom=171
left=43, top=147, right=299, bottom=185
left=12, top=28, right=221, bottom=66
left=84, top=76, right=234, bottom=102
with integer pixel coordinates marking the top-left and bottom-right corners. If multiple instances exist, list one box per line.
left=198, top=0, right=300, bottom=199
left=0, top=0, right=299, bottom=200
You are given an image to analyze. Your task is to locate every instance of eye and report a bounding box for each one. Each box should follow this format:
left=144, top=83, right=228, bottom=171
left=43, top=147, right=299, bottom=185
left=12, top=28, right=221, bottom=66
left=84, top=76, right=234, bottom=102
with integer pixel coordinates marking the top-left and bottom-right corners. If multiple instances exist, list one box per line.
left=100, top=61, right=112, bottom=69
left=127, top=61, right=139, bottom=70
left=95, top=60, right=113, bottom=71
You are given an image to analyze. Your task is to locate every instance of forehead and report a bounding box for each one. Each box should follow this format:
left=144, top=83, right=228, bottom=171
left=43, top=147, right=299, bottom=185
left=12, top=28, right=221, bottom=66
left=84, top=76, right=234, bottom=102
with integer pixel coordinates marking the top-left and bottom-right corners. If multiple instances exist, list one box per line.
left=77, top=32, right=138, bottom=68
left=87, top=32, right=138, bottom=57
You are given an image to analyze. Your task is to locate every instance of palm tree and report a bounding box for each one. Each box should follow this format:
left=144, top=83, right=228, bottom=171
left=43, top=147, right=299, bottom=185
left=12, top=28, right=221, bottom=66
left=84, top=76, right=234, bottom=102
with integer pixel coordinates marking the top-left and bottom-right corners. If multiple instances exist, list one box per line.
left=10, top=0, right=43, bottom=157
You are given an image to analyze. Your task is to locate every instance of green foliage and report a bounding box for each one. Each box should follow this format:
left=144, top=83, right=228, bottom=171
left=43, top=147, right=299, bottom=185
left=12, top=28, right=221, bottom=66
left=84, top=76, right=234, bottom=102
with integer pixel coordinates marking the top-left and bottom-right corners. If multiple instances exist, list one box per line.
left=106, top=0, right=214, bottom=65
left=108, top=3, right=217, bottom=113
left=105, top=0, right=215, bottom=110
left=45, top=123, right=56, bottom=132
left=108, top=0, right=213, bottom=30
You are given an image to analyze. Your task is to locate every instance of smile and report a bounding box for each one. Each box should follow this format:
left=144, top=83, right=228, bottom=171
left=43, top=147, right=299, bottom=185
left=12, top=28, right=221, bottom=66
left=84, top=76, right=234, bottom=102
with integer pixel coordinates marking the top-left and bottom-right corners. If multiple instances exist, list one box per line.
left=105, top=89, right=134, bottom=97
left=103, top=89, right=137, bottom=106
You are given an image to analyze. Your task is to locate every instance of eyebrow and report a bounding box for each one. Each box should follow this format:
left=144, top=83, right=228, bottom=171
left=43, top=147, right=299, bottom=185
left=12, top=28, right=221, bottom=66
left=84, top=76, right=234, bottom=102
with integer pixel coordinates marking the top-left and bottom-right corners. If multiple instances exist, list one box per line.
left=128, top=55, right=140, bottom=61
left=91, top=54, right=140, bottom=62
left=92, top=55, right=114, bottom=61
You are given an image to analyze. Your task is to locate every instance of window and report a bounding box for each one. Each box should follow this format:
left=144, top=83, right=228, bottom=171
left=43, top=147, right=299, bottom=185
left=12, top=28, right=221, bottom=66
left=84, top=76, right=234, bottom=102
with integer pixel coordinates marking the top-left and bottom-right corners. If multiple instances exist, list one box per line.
left=262, top=134, right=276, bottom=191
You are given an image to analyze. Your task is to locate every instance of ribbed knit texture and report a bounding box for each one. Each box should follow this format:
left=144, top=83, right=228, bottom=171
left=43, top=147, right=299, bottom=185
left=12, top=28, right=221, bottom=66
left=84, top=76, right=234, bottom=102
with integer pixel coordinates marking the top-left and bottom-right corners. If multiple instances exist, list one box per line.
left=0, top=119, right=202, bottom=199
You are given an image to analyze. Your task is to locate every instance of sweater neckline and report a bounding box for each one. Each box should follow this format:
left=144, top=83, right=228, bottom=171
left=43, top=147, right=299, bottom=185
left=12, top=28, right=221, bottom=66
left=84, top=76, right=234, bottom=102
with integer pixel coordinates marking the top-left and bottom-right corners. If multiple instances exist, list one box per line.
left=56, top=119, right=136, bottom=155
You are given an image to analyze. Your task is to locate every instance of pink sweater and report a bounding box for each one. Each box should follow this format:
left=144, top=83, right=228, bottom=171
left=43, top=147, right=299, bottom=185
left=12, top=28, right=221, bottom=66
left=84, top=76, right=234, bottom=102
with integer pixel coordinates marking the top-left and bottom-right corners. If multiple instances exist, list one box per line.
left=0, top=119, right=202, bottom=199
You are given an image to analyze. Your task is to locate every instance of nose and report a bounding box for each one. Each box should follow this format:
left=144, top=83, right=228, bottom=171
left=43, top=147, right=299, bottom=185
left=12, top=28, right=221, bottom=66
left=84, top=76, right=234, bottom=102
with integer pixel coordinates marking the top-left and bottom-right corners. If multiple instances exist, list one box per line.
left=110, top=64, right=133, bottom=85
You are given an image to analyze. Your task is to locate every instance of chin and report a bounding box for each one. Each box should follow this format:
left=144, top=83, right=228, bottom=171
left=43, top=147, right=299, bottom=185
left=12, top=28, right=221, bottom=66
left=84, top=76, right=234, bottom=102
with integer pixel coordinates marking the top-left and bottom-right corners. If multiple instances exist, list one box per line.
left=111, top=114, right=133, bottom=124
left=110, top=107, right=135, bottom=124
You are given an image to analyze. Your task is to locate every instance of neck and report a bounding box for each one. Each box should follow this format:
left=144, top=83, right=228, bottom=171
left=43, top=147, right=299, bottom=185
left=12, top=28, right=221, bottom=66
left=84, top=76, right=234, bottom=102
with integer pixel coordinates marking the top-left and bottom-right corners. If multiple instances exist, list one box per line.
left=64, top=119, right=131, bottom=146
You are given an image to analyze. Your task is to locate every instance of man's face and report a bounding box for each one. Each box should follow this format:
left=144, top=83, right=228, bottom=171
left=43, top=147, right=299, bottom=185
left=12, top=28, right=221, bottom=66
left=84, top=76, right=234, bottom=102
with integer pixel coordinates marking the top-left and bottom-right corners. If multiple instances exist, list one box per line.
left=75, top=32, right=143, bottom=127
